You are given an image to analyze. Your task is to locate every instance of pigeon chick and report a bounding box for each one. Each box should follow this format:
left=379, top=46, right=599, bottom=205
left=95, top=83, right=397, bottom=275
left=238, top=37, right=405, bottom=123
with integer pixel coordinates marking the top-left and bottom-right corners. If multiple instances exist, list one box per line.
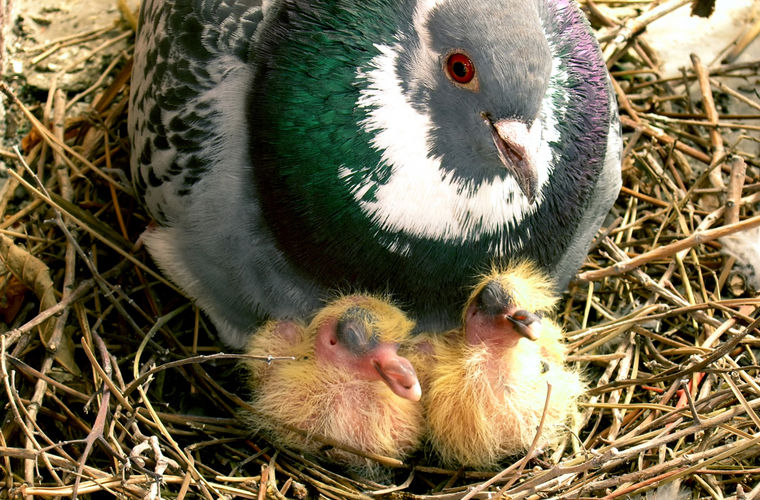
left=413, top=262, right=584, bottom=469
left=128, top=0, right=622, bottom=348
left=243, top=295, right=423, bottom=474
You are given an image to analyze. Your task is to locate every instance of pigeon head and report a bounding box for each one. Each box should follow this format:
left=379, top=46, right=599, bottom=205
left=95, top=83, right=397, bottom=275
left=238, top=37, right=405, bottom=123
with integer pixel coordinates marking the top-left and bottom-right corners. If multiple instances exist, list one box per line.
left=463, top=261, right=557, bottom=348
left=397, top=0, right=552, bottom=201
left=243, top=295, right=424, bottom=472
left=250, top=0, right=554, bottom=244
left=313, top=297, right=422, bottom=402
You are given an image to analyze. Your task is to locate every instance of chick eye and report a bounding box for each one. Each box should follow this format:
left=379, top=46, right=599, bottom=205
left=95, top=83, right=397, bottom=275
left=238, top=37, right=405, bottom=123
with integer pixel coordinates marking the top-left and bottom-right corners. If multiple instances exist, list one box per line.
left=446, top=52, right=475, bottom=84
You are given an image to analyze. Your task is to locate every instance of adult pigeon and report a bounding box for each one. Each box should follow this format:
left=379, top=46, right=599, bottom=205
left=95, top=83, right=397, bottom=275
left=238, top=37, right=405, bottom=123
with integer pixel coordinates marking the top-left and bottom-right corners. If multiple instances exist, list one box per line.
left=129, top=0, right=622, bottom=348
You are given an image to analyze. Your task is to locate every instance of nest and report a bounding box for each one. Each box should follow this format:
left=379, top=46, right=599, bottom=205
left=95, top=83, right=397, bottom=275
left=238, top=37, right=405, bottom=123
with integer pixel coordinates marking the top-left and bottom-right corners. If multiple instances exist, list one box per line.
left=1, top=0, right=759, bottom=498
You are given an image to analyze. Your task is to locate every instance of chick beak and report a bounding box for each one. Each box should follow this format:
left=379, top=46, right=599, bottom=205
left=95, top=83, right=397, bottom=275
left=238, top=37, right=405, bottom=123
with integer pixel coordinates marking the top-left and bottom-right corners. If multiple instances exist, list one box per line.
left=373, top=354, right=422, bottom=402
left=505, top=310, right=541, bottom=341
left=484, top=115, right=539, bottom=204
left=466, top=280, right=543, bottom=346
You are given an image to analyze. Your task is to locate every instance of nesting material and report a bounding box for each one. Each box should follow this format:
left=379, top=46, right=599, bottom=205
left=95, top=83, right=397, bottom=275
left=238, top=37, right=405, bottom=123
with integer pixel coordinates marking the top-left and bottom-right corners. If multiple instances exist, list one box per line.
left=2, top=0, right=760, bottom=498
left=415, top=263, right=585, bottom=469
left=243, top=295, right=424, bottom=475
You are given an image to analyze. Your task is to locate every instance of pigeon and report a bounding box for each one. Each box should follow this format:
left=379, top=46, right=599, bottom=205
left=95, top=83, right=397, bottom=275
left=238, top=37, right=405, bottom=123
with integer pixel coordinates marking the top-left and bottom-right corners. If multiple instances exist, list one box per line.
left=243, top=295, right=423, bottom=474
left=129, top=0, right=622, bottom=348
left=410, top=262, right=584, bottom=469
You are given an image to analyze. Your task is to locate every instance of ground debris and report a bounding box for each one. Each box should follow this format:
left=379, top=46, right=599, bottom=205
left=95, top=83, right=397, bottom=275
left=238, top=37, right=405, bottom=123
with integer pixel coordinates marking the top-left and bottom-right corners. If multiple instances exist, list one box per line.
left=1, top=1, right=759, bottom=498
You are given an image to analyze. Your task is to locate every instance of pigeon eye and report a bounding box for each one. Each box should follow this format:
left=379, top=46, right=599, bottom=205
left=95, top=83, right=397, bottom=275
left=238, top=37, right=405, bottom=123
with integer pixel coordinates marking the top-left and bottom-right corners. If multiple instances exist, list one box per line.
left=446, top=52, right=475, bottom=84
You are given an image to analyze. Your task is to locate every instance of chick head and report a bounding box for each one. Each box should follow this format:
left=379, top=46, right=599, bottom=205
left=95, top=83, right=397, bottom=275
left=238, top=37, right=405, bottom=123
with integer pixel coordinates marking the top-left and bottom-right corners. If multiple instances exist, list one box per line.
left=244, top=295, right=424, bottom=474
left=463, top=260, right=557, bottom=347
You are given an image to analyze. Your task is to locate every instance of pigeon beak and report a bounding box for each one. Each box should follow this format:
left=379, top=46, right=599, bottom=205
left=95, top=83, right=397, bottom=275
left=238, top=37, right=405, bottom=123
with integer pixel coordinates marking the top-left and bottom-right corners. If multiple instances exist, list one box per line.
left=373, top=353, right=422, bottom=402
left=483, top=114, right=539, bottom=204
left=505, top=310, right=542, bottom=341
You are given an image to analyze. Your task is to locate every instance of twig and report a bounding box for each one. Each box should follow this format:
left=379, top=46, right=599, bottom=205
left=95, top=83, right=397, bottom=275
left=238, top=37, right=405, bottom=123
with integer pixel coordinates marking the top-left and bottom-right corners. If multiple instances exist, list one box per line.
left=72, top=330, right=113, bottom=499
left=679, top=379, right=702, bottom=425
left=691, top=54, right=725, bottom=185
left=619, top=115, right=712, bottom=164
left=578, top=213, right=760, bottom=281
left=725, top=156, right=748, bottom=225
left=723, top=16, right=760, bottom=64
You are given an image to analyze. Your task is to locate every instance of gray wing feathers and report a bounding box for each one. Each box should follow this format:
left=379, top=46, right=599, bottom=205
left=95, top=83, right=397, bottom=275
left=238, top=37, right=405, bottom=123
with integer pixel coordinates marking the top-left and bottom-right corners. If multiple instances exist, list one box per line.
left=129, top=0, right=264, bottom=223
left=129, top=0, right=323, bottom=348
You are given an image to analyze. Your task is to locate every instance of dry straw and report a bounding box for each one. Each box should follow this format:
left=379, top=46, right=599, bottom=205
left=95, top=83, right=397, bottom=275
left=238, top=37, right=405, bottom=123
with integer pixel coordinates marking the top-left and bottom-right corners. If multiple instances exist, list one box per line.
left=1, top=0, right=759, bottom=498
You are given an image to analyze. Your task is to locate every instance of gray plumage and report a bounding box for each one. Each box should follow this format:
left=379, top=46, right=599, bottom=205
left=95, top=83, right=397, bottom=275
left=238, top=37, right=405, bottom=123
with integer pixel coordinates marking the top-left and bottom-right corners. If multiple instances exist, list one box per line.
left=129, top=0, right=622, bottom=347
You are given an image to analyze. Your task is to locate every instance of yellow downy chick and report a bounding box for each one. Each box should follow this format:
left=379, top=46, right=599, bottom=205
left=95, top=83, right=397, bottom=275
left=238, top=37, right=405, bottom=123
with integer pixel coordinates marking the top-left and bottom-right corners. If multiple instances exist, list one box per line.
left=244, top=295, right=424, bottom=476
left=414, top=261, right=584, bottom=469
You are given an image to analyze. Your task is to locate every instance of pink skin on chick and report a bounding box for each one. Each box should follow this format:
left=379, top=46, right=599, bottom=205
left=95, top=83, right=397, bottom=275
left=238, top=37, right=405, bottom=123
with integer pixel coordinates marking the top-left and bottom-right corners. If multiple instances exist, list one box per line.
left=244, top=296, right=424, bottom=476
left=464, top=281, right=542, bottom=347
left=314, top=315, right=421, bottom=402
left=414, top=262, right=584, bottom=469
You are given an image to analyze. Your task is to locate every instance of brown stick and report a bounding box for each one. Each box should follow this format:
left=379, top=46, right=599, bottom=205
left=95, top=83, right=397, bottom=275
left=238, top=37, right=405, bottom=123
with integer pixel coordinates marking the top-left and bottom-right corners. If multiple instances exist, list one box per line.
left=723, top=16, right=760, bottom=64
left=578, top=214, right=760, bottom=282
left=725, top=156, right=748, bottom=225
left=619, top=116, right=711, bottom=164
left=691, top=53, right=725, bottom=212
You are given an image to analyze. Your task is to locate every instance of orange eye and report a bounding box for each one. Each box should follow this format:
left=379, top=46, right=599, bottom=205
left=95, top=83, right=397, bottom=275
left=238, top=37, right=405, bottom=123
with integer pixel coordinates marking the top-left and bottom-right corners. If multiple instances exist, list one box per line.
left=446, top=52, right=475, bottom=84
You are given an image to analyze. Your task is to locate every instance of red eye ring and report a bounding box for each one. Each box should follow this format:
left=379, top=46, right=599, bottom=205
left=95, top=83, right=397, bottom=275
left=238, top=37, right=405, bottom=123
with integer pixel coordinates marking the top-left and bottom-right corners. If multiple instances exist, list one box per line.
left=446, top=52, right=475, bottom=84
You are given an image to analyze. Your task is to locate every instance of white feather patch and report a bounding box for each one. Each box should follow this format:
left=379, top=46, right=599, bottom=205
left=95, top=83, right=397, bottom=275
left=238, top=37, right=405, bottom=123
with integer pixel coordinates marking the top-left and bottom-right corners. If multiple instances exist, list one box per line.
left=346, top=41, right=561, bottom=249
